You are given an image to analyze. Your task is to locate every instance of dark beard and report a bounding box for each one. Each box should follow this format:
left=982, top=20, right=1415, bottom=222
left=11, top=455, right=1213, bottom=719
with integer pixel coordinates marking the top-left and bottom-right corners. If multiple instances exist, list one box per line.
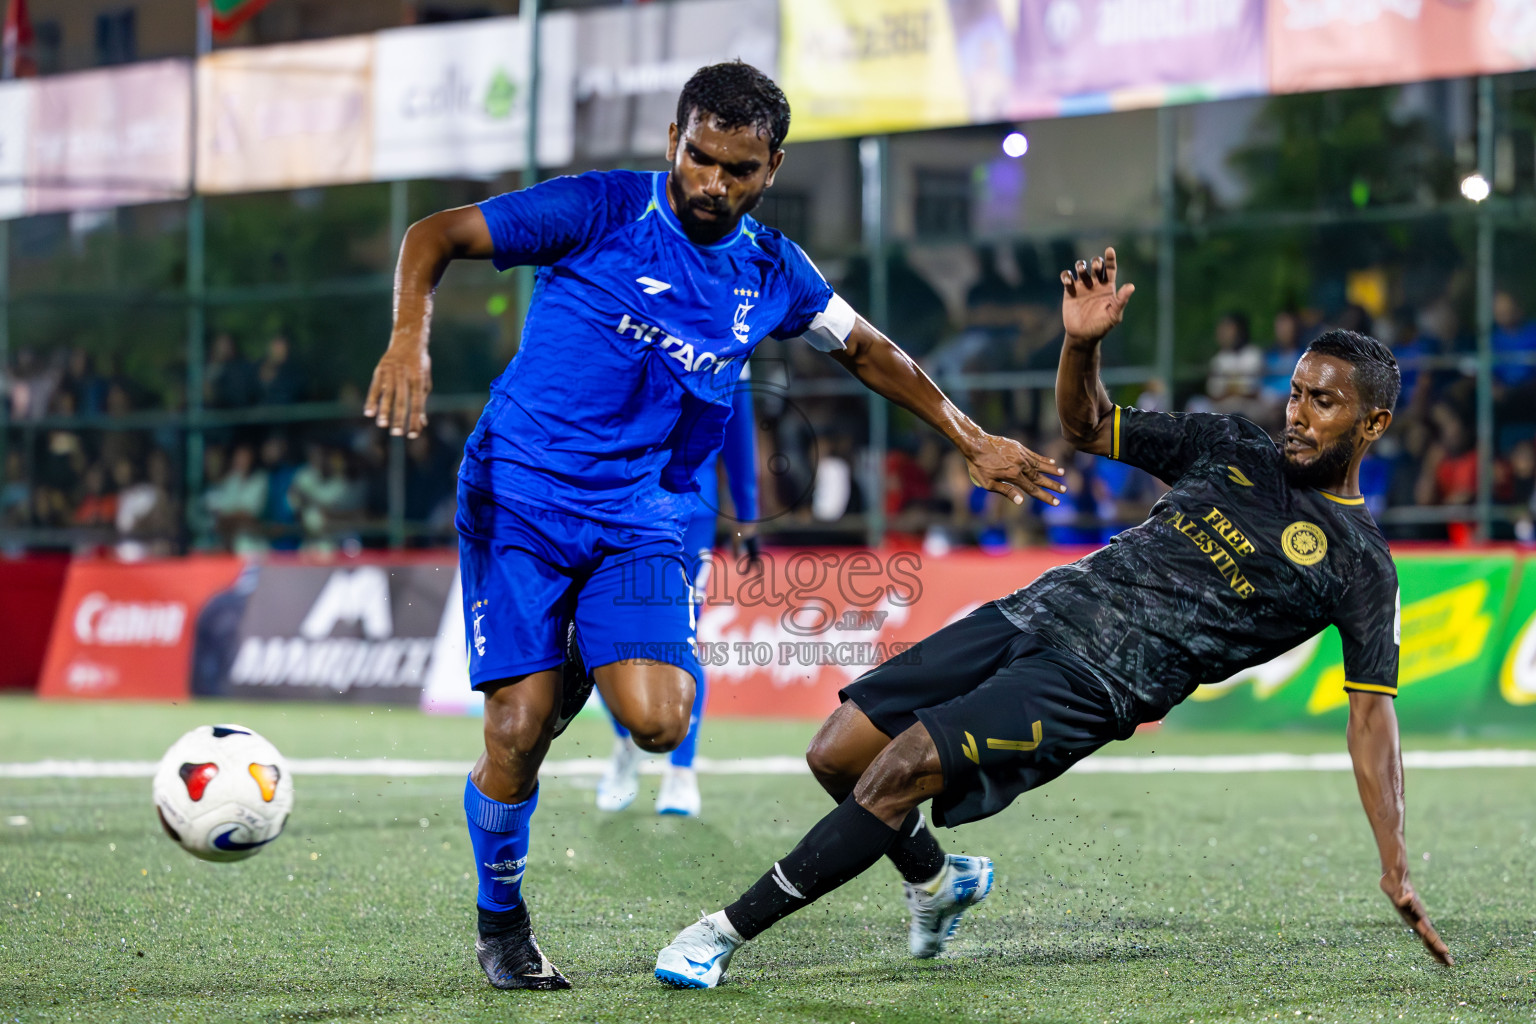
left=1280, top=433, right=1357, bottom=490
left=666, top=174, right=760, bottom=245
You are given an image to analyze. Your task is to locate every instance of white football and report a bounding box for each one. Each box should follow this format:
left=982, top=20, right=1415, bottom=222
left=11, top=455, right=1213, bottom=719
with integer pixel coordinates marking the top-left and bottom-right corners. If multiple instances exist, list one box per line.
left=151, top=724, right=294, bottom=862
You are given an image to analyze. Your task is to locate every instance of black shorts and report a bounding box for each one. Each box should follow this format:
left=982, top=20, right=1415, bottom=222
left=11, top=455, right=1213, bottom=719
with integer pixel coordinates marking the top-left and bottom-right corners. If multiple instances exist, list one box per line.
left=841, top=603, right=1128, bottom=828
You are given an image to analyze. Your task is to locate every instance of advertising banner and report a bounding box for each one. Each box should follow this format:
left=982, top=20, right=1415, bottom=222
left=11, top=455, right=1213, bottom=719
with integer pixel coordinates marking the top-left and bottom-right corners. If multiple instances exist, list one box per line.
left=1008, top=0, right=1267, bottom=117
left=0, top=79, right=33, bottom=219
left=573, top=0, right=778, bottom=159
left=38, top=556, right=244, bottom=701
left=27, top=60, right=192, bottom=214
left=421, top=573, right=479, bottom=715
left=1268, top=0, right=1536, bottom=95
left=780, top=0, right=1266, bottom=139
left=197, top=35, right=373, bottom=193
left=696, top=547, right=1074, bottom=717
left=1179, top=553, right=1529, bottom=732
left=371, top=14, right=576, bottom=181
left=690, top=549, right=1534, bottom=729
left=197, top=560, right=457, bottom=704
left=1496, top=559, right=1536, bottom=711
left=0, top=555, right=69, bottom=690
left=779, top=0, right=972, bottom=140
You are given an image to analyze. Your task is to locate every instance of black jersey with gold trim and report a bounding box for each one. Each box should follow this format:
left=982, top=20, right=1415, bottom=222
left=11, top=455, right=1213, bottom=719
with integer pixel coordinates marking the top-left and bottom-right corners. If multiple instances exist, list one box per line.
left=995, top=407, right=1399, bottom=727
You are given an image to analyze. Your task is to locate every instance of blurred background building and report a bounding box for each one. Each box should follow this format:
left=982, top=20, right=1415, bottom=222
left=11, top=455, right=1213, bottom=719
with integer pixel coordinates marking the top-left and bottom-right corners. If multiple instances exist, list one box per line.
left=5, top=0, right=1536, bottom=558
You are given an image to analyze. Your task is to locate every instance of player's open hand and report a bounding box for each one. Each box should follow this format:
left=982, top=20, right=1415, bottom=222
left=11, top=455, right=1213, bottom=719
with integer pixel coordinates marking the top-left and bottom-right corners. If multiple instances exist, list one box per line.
left=1382, top=871, right=1453, bottom=966
left=1061, top=248, right=1135, bottom=343
left=364, top=339, right=432, bottom=439
left=965, top=433, right=1067, bottom=507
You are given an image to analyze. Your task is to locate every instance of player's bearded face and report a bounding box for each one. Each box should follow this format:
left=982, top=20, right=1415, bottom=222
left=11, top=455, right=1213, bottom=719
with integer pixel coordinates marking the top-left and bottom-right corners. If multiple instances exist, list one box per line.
left=1281, top=353, right=1367, bottom=489
left=1280, top=427, right=1357, bottom=489
left=666, top=113, right=781, bottom=245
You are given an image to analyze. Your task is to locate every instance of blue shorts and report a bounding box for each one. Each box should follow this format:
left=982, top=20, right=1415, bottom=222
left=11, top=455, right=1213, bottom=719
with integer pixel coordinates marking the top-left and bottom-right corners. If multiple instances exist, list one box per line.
left=456, top=481, right=702, bottom=690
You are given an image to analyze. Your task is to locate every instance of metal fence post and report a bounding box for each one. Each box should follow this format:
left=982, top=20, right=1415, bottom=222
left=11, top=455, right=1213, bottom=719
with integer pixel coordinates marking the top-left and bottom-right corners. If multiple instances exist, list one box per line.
left=1156, top=106, right=1177, bottom=405
left=514, top=0, right=542, bottom=338
left=860, top=135, right=889, bottom=548
left=186, top=195, right=206, bottom=549
left=388, top=179, right=410, bottom=550
left=1476, top=75, right=1495, bottom=540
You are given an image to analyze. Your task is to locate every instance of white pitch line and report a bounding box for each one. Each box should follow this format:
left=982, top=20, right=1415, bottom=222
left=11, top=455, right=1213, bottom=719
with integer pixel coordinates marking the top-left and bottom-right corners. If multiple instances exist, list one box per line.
left=2, top=750, right=1535, bottom=780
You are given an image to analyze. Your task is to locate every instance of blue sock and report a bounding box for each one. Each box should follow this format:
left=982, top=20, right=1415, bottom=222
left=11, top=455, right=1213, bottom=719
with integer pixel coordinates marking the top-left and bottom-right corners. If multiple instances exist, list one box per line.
left=668, top=674, right=706, bottom=769
left=464, top=776, right=537, bottom=912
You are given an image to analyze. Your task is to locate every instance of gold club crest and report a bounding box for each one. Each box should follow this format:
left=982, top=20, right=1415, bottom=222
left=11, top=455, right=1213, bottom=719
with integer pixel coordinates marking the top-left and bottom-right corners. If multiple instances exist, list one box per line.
left=1282, top=521, right=1327, bottom=565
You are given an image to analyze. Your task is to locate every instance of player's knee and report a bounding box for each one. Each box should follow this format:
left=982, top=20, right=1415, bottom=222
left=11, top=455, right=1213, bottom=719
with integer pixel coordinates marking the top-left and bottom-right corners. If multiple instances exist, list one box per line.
left=483, top=695, right=554, bottom=758
left=626, top=706, right=690, bottom=753
left=805, top=732, right=858, bottom=790
left=851, top=726, right=941, bottom=820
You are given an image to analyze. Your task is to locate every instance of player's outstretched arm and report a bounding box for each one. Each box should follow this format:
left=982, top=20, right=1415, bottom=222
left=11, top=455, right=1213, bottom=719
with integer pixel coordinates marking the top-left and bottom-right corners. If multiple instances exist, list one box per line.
left=1056, top=248, right=1136, bottom=457
left=829, top=320, right=1066, bottom=506
left=364, top=206, right=496, bottom=439
left=1345, top=690, right=1453, bottom=966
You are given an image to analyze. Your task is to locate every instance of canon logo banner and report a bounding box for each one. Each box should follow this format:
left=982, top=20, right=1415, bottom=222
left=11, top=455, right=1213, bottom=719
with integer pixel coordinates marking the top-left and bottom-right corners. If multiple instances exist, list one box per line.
left=39, top=557, right=247, bottom=701
left=73, top=592, right=187, bottom=646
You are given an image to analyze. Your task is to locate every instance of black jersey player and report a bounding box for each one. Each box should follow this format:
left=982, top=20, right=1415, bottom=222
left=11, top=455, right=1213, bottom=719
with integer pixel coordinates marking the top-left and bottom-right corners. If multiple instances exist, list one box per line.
left=654, top=247, right=1451, bottom=988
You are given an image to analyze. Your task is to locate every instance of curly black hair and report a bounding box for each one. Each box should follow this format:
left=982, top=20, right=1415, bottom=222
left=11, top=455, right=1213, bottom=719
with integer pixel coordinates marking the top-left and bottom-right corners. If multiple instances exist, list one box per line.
left=676, top=61, right=792, bottom=153
left=1306, top=328, right=1401, bottom=414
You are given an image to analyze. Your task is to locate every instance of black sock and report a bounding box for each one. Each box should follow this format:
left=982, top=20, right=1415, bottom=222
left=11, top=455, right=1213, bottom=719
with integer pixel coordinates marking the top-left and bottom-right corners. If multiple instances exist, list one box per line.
left=887, top=809, right=946, bottom=883
left=478, top=902, right=529, bottom=939
left=724, top=799, right=900, bottom=940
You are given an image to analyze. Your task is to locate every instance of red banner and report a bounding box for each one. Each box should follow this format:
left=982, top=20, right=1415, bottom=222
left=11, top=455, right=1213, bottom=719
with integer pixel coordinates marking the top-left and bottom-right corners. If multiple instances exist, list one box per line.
left=1268, top=0, right=1536, bottom=94
left=0, top=555, right=68, bottom=690
left=698, top=548, right=1085, bottom=718
left=38, top=556, right=244, bottom=701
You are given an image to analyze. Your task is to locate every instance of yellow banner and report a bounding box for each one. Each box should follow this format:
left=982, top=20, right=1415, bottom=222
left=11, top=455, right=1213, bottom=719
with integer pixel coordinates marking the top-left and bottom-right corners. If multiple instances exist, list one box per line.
left=779, top=0, right=969, bottom=142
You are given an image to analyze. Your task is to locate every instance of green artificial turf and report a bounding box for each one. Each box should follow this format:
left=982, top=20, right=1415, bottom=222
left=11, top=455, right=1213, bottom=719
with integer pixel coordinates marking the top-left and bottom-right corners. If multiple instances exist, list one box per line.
left=1, top=697, right=1533, bottom=1023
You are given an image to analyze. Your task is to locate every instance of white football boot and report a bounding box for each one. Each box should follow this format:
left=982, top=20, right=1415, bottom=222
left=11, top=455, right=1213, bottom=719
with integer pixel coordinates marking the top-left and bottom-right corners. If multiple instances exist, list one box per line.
left=655, top=766, right=701, bottom=817
left=595, top=736, right=643, bottom=812
left=903, top=854, right=994, bottom=958
left=655, top=913, right=744, bottom=988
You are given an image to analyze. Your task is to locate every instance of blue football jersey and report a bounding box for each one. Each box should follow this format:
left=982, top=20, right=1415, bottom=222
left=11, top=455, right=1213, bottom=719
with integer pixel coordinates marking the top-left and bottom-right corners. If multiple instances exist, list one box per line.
left=462, top=169, right=850, bottom=534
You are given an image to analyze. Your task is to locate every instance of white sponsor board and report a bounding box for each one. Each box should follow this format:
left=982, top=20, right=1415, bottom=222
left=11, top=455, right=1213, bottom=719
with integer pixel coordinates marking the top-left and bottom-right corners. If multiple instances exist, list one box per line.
left=0, top=79, right=32, bottom=219
left=573, top=0, right=778, bottom=159
left=370, top=13, right=575, bottom=181
left=28, top=60, right=192, bottom=214
left=197, top=36, right=374, bottom=193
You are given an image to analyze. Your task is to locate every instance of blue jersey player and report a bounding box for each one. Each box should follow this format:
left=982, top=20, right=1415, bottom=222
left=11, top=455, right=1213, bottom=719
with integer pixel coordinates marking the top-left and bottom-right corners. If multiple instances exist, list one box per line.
left=595, top=380, right=760, bottom=817
left=364, top=62, right=1066, bottom=992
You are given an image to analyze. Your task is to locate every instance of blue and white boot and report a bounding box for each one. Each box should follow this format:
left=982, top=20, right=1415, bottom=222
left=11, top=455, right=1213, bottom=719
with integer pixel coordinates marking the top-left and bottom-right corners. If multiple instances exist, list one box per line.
left=903, top=854, right=994, bottom=958
left=654, top=912, right=744, bottom=988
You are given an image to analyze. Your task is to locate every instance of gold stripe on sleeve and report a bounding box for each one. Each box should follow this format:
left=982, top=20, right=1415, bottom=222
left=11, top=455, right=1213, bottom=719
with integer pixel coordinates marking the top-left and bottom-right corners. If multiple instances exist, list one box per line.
left=1112, top=406, right=1122, bottom=461
left=1342, top=681, right=1398, bottom=697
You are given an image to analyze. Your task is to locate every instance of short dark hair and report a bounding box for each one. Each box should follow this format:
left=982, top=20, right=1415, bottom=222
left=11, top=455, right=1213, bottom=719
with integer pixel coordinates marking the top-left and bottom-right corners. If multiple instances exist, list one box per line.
left=1221, top=310, right=1251, bottom=344
left=1306, top=328, right=1401, bottom=414
left=676, top=61, right=791, bottom=153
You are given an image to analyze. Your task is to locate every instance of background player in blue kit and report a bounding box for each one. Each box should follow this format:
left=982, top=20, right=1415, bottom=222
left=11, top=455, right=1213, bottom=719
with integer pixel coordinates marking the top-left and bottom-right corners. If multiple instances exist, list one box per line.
left=596, top=380, right=760, bottom=818
left=364, top=62, right=1066, bottom=991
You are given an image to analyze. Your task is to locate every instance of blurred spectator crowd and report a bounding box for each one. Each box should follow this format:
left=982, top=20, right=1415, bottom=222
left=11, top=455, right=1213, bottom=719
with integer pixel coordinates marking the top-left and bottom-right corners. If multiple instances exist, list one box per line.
left=1, top=332, right=462, bottom=556
left=772, top=285, right=1536, bottom=550
left=6, top=293, right=1536, bottom=556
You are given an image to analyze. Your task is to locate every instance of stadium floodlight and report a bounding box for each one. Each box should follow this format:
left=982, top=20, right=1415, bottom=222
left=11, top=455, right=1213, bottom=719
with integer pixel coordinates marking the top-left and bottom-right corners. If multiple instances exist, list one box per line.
left=1460, top=173, right=1491, bottom=202
left=1002, top=132, right=1029, bottom=159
